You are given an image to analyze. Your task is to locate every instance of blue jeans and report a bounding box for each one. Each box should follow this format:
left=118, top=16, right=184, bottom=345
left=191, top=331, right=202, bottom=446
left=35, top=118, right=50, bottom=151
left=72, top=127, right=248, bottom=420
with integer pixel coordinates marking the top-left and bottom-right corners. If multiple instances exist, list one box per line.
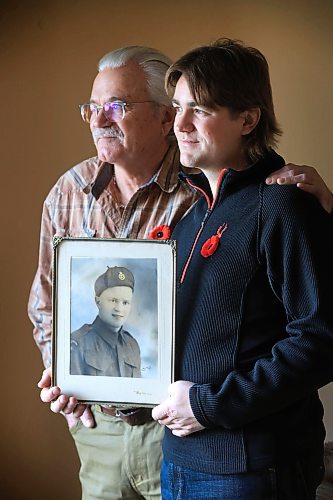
left=161, top=458, right=324, bottom=499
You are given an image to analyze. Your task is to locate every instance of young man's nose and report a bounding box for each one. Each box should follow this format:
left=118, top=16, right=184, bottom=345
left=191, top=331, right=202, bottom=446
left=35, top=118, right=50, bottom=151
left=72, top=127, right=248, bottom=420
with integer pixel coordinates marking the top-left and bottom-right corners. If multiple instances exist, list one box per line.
left=175, top=110, right=195, bottom=133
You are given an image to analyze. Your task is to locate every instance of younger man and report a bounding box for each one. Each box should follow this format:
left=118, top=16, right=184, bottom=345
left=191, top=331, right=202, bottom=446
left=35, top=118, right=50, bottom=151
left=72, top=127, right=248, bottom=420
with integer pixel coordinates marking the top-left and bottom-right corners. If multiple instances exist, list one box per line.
left=153, top=39, right=333, bottom=499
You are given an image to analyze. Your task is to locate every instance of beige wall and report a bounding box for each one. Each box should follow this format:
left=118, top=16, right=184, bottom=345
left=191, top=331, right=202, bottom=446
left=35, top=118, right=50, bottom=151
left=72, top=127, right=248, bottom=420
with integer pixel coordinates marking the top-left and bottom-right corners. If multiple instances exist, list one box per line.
left=1, top=0, right=332, bottom=497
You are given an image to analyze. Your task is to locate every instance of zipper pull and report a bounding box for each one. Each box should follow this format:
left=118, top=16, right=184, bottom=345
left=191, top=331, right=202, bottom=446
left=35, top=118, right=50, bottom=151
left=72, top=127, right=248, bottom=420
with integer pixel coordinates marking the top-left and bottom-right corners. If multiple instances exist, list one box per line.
left=202, top=208, right=211, bottom=225
left=201, top=223, right=228, bottom=258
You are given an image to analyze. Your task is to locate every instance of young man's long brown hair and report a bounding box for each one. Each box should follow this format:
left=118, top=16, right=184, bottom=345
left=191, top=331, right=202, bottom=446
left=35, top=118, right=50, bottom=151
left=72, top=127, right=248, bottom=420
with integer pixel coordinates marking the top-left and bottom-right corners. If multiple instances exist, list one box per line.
left=166, top=38, right=282, bottom=162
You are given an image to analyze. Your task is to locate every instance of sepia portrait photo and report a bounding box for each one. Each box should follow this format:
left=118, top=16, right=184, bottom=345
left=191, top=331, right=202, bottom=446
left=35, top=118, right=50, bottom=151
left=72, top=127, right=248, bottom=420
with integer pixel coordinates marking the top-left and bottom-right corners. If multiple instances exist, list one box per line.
left=70, top=258, right=158, bottom=379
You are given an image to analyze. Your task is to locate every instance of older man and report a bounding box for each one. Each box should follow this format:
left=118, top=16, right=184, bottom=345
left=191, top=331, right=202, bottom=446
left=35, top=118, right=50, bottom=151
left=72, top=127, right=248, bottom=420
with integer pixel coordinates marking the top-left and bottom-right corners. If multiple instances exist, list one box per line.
left=152, top=38, right=333, bottom=500
left=30, top=45, right=332, bottom=500
left=29, top=45, right=199, bottom=500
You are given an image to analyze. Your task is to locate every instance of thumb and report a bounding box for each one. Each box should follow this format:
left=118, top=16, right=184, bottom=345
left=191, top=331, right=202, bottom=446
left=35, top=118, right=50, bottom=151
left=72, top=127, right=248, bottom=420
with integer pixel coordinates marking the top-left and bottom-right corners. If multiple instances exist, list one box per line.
left=152, top=402, right=168, bottom=421
left=152, top=400, right=176, bottom=421
left=37, top=367, right=52, bottom=388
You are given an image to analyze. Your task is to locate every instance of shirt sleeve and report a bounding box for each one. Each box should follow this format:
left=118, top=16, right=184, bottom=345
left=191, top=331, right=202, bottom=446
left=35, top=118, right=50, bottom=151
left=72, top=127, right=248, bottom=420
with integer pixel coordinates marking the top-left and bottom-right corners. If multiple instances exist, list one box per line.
left=189, top=185, right=333, bottom=429
left=27, top=199, right=55, bottom=368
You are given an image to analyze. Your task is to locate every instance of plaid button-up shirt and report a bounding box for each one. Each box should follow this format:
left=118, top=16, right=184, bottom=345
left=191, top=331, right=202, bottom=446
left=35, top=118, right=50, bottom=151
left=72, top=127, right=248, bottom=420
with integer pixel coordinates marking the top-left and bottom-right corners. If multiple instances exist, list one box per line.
left=28, top=141, right=200, bottom=367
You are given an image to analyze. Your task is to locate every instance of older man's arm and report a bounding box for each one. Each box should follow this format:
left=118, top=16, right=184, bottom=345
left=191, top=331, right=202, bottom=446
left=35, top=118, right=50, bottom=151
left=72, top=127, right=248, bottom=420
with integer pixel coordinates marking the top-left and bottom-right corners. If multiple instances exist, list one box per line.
left=266, top=163, right=333, bottom=214
left=29, top=198, right=95, bottom=428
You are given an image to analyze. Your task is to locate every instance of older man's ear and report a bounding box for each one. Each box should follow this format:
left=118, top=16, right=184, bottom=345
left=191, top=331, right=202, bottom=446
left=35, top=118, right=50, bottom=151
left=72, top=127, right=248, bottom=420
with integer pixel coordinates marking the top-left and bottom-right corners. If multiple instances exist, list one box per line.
left=161, top=106, right=176, bottom=137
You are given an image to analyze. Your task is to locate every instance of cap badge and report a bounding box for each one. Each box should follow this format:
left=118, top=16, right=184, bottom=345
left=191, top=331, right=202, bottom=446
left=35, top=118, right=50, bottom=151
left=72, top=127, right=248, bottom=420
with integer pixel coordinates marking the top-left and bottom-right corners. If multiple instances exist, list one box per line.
left=118, top=271, right=126, bottom=280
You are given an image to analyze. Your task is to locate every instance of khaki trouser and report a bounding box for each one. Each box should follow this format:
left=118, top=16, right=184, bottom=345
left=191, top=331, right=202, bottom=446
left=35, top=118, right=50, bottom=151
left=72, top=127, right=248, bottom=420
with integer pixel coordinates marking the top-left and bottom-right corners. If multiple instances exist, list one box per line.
left=70, top=405, right=163, bottom=500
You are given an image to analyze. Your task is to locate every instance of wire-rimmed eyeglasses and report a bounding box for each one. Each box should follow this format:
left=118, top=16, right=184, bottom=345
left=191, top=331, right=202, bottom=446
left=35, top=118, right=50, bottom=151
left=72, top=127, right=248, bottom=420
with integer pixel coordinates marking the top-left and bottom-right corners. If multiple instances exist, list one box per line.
left=79, top=100, right=155, bottom=123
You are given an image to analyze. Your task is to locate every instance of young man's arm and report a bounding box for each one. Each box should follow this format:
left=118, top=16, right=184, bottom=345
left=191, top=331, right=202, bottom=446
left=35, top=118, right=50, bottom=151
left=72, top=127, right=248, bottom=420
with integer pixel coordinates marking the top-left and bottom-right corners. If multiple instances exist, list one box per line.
left=153, top=184, right=333, bottom=435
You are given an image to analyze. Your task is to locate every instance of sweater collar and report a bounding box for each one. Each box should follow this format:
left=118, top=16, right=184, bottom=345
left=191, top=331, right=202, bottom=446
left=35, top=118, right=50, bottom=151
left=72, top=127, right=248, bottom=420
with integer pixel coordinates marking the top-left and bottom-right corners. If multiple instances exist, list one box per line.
left=179, top=150, right=285, bottom=200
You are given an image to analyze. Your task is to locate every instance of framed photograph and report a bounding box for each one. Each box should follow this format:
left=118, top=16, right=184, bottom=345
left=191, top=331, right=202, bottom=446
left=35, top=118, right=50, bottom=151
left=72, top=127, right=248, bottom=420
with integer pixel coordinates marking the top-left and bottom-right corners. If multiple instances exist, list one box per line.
left=52, top=237, right=176, bottom=408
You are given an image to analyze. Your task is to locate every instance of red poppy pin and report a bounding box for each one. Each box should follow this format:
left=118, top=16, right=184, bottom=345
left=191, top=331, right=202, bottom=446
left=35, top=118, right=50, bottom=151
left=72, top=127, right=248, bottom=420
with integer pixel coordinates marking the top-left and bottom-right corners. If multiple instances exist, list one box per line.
left=201, top=223, right=228, bottom=258
left=148, top=224, right=171, bottom=240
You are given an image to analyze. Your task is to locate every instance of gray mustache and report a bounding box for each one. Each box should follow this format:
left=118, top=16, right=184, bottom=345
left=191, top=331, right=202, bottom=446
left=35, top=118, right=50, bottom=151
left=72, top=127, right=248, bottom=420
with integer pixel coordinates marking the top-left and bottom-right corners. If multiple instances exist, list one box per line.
left=92, top=127, right=124, bottom=141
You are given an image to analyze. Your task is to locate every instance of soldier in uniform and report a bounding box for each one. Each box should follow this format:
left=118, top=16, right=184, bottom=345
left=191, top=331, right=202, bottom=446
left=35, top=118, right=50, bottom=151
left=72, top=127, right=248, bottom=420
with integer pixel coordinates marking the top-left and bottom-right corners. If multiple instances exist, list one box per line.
left=70, top=266, right=141, bottom=378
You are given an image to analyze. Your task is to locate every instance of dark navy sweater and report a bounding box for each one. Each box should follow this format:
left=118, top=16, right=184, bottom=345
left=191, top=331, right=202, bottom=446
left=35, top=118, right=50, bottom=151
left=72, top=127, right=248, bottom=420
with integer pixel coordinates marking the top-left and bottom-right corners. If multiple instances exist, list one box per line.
left=163, top=150, right=333, bottom=474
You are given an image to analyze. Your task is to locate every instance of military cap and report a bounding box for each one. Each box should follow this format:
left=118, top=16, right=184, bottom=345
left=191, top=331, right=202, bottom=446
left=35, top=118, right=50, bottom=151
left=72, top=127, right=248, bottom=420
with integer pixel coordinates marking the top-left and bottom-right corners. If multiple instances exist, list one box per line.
left=95, top=266, right=135, bottom=296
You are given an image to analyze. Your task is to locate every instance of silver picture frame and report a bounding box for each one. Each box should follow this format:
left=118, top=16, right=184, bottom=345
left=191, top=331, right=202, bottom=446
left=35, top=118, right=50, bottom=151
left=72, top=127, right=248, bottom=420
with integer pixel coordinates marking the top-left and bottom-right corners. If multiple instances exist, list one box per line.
left=52, top=237, right=176, bottom=408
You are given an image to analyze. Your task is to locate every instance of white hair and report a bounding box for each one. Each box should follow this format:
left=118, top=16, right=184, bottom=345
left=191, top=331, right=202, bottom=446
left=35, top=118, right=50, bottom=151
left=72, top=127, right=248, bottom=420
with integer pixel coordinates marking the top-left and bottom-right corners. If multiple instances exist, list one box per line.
left=98, top=45, right=172, bottom=106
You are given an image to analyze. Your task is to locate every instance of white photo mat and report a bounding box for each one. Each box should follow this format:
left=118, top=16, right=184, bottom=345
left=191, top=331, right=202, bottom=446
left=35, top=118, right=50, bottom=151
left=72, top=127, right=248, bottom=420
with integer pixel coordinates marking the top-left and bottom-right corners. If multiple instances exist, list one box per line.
left=52, top=237, right=176, bottom=407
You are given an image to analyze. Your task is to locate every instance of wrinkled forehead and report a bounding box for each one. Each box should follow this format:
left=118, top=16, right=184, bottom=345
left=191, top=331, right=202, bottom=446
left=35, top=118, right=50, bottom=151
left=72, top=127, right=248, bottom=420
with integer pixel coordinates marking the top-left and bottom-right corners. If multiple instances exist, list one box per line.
left=90, top=62, right=150, bottom=103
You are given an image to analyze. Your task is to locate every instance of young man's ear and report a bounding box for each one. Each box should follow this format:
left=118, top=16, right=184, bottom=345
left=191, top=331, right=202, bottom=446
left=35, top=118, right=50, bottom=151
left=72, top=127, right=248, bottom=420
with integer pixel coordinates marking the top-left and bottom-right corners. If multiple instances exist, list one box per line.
left=161, top=106, right=176, bottom=136
left=95, top=296, right=101, bottom=308
left=241, top=108, right=261, bottom=136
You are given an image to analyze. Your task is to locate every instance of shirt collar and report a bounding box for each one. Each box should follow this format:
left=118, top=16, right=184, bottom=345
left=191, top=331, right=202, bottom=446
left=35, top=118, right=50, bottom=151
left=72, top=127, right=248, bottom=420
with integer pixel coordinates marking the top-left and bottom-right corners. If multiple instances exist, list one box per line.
left=91, top=162, right=113, bottom=200
left=152, top=138, right=201, bottom=193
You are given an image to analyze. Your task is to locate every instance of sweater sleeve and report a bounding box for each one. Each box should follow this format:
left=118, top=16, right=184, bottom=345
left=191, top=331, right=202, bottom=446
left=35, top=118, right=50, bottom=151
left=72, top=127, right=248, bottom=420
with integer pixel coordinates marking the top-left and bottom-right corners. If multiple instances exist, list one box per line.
left=190, top=184, right=333, bottom=429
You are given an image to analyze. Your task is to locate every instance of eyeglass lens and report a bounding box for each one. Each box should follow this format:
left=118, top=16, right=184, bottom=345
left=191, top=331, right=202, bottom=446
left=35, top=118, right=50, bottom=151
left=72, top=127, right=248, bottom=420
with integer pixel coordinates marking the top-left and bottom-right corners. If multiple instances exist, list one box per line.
left=81, top=102, right=125, bottom=123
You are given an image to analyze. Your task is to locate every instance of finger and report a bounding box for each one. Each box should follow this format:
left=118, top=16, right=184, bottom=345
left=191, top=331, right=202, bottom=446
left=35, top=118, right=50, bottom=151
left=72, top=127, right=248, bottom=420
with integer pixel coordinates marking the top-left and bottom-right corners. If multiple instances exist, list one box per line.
left=265, top=166, right=291, bottom=183
left=265, top=164, right=307, bottom=184
left=283, top=163, right=311, bottom=175
left=266, top=170, right=299, bottom=183
left=170, top=421, right=205, bottom=436
left=50, top=394, right=70, bottom=413
left=64, top=412, right=80, bottom=429
left=165, top=422, right=182, bottom=431
left=171, top=428, right=191, bottom=437
left=40, top=386, right=61, bottom=403
left=61, top=396, right=79, bottom=415
left=296, top=182, right=317, bottom=194
left=63, top=406, right=95, bottom=429
left=72, top=404, right=87, bottom=419
left=283, top=163, right=314, bottom=176
left=166, top=418, right=192, bottom=430
left=267, top=164, right=317, bottom=185
left=276, top=174, right=308, bottom=185
left=80, top=406, right=95, bottom=428
left=157, top=416, right=175, bottom=426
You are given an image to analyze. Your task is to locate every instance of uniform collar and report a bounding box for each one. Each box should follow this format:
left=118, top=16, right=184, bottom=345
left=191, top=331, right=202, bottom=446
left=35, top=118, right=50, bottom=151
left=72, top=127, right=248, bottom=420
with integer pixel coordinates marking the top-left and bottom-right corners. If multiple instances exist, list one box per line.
left=93, top=316, right=130, bottom=347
